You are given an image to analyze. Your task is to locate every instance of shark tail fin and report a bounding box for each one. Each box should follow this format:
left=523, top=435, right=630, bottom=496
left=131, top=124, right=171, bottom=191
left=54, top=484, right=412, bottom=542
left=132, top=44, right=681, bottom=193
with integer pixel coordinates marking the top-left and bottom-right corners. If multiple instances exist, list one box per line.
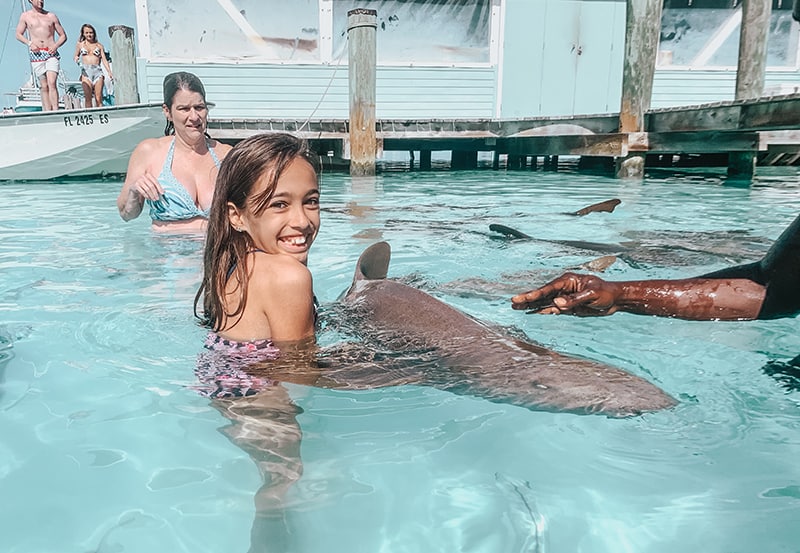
left=489, top=223, right=532, bottom=240
left=356, top=241, right=391, bottom=281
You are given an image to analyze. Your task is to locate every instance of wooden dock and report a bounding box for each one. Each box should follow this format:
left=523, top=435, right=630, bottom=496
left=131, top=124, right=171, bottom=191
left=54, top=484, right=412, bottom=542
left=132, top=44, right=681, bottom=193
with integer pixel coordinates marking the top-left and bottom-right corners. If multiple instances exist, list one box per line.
left=207, top=92, right=800, bottom=171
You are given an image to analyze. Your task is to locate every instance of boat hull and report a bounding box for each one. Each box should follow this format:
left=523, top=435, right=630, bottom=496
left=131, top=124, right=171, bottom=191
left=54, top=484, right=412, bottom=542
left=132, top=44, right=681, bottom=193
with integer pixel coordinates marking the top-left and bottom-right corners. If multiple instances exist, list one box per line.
left=0, top=103, right=164, bottom=181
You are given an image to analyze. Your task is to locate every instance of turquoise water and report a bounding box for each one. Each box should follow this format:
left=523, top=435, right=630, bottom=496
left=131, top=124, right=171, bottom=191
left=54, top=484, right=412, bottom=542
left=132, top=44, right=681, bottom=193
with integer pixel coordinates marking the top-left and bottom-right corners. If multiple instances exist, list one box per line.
left=1, top=168, right=799, bottom=553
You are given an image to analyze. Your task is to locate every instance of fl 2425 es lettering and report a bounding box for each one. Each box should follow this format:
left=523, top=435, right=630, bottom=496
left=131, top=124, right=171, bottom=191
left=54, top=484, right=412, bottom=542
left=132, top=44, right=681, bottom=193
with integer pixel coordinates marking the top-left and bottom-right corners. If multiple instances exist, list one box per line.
left=63, top=113, right=110, bottom=127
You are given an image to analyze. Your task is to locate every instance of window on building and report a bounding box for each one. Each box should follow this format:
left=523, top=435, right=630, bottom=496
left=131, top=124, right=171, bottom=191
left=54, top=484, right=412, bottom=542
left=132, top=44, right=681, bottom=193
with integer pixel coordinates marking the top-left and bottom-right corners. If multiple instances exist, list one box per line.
left=331, top=0, right=492, bottom=64
left=658, top=0, right=799, bottom=68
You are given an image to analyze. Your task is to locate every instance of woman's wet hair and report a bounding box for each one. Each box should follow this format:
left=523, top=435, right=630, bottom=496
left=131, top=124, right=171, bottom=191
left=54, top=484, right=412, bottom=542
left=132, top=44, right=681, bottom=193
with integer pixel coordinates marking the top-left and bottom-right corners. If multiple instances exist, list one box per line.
left=162, top=71, right=207, bottom=135
left=79, top=24, right=97, bottom=42
left=195, top=133, right=321, bottom=331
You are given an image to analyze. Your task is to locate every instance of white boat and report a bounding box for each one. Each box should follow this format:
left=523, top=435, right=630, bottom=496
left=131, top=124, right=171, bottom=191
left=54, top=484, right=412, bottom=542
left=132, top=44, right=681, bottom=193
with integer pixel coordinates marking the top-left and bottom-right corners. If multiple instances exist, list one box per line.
left=5, top=77, right=86, bottom=113
left=0, top=102, right=163, bottom=181
left=0, top=0, right=155, bottom=181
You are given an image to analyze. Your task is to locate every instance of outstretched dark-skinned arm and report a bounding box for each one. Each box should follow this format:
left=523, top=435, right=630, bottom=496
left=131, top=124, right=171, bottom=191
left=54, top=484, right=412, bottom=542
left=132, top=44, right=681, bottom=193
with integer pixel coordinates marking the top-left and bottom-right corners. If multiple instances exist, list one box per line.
left=511, top=213, right=800, bottom=321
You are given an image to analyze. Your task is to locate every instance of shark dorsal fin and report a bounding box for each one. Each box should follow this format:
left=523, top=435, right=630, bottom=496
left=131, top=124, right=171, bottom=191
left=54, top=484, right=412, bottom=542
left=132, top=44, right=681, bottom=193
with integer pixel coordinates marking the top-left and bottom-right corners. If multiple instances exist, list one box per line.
left=573, top=198, right=621, bottom=216
left=355, top=241, right=391, bottom=281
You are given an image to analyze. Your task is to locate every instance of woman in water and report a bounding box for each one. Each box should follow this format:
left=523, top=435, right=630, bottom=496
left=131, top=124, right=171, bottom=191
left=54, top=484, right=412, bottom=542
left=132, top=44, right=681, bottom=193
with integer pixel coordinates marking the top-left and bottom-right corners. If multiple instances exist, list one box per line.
left=72, top=23, right=112, bottom=108
left=117, top=72, right=232, bottom=233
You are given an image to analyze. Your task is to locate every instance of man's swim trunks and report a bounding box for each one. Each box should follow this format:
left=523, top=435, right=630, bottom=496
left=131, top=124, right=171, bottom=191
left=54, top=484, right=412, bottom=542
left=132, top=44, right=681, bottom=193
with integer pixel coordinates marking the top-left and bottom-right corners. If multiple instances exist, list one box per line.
left=29, top=48, right=60, bottom=80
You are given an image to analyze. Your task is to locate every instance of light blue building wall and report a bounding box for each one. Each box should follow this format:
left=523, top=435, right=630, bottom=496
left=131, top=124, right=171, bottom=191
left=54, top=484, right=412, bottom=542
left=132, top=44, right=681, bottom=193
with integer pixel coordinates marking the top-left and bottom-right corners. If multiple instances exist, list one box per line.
left=137, top=63, right=497, bottom=120
left=134, top=0, right=800, bottom=120
left=652, top=69, right=800, bottom=109
left=135, top=0, right=500, bottom=120
left=500, top=0, right=626, bottom=117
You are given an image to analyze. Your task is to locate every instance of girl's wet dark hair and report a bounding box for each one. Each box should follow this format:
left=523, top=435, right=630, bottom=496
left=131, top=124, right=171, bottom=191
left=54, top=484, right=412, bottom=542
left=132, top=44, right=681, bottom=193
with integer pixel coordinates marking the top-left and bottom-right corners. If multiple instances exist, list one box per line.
left=194, top=133, right=321, bottom=331
left=162, top=71, right=207, bottom=136
left=79, top=24, right=97, bottom=42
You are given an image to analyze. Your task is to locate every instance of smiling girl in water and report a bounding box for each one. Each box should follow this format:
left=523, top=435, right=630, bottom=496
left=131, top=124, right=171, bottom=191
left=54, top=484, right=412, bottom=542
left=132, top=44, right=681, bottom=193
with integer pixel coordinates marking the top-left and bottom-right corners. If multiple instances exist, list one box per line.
left=192, top=134, right=322, bottom=545
left=195, top=132, right=321, bottom=365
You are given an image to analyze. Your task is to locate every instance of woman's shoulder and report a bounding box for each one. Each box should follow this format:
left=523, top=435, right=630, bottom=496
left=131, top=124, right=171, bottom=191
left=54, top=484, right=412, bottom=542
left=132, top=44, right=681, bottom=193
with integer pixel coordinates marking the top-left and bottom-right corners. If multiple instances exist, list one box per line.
left=210, top=139, right=233, bottom=158
left=134, top=136, right=172, bottom=154
left=127, top=136, right=172, bottom=170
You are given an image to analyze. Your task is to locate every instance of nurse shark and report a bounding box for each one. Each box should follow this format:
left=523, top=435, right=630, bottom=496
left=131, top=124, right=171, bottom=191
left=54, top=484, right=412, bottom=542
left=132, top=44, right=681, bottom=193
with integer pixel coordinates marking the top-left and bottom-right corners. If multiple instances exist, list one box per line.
left=338, top=242, right=676, bottom=418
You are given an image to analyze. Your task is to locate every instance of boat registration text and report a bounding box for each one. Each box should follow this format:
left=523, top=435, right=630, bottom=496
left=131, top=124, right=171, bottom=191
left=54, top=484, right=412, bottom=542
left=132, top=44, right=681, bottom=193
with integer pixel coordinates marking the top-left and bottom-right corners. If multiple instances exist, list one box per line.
left=63, top=113, right=111, bottom=127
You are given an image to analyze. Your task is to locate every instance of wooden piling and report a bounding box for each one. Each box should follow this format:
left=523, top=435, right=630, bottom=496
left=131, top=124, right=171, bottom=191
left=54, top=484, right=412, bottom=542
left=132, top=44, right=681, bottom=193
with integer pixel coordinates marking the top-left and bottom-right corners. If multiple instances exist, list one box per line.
left=108, top=26, right=139, bottom=105
left=735, top=0, right=771, bottom=101
left=347, top=9, right=378, bottom=177
left=729, top=0, right=772, bottom=180
left=507, top=154, right=523, bottom=170
left=544, top=155, right=559, bottom=171
left=616, top=0, right=662, bottom=179
left=451, top=150, right=478, bottom=169
left=420, top=150, right=432, bottom=170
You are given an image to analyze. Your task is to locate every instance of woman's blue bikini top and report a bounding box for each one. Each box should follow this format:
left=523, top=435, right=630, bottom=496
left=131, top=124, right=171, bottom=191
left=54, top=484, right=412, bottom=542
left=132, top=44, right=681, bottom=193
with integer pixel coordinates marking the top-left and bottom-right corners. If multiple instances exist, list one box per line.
left=147, top=138, right=221, bottom=222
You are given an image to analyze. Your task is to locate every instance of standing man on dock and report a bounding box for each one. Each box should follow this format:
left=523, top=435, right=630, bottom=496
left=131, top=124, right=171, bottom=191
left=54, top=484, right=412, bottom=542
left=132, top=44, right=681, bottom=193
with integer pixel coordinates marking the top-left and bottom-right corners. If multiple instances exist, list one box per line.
left=15, top=0, right=67, bottom=111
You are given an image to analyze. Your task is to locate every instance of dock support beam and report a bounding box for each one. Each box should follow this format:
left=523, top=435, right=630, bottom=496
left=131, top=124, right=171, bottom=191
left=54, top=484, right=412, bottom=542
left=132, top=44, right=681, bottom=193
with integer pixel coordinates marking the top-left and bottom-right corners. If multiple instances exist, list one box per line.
left=616, top=0, right=662, bottom=179
left=420, top=150, right=432, bottom=170
left=108, top=25, right=139, bottom=105
left=728, top=0, right=772, bottom=180
left=451, top=150, right=478, bottom=169
left=347, top=9, right=378, bottom=177
left=543, top=155, right=559, bottom=171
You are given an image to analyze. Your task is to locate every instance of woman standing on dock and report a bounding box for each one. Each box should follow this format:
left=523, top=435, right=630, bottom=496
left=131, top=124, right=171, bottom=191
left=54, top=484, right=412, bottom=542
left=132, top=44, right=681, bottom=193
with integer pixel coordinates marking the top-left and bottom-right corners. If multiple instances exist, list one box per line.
left=117, top=72, right=232, bottom=233
left=72, top=23, right=112, bottom=108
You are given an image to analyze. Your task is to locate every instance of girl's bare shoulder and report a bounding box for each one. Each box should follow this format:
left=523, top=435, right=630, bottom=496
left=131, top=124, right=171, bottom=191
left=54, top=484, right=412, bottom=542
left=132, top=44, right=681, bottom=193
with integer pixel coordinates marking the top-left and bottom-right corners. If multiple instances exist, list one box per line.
left=250, top=254, right=312, bottom=293
left=260, top=253, right=311, bottom=278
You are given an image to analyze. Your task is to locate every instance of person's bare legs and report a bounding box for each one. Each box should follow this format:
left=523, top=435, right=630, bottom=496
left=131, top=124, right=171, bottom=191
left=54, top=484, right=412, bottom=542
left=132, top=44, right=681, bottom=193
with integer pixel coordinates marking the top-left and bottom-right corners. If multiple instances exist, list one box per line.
left=42, top=71, right=58, bottom=110
left=93, top=78, right=104, bottom=107
left=81, top=77, right=93, bottom=108
left=211, top=386, right=304, bottom=553
left=38, top=75, right=51, bottom=110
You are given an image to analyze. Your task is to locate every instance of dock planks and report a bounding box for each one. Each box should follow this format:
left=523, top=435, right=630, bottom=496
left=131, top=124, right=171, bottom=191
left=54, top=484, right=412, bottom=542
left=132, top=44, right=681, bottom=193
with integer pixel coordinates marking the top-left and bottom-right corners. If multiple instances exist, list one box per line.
left=206, top=93, right=800, bottom=160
